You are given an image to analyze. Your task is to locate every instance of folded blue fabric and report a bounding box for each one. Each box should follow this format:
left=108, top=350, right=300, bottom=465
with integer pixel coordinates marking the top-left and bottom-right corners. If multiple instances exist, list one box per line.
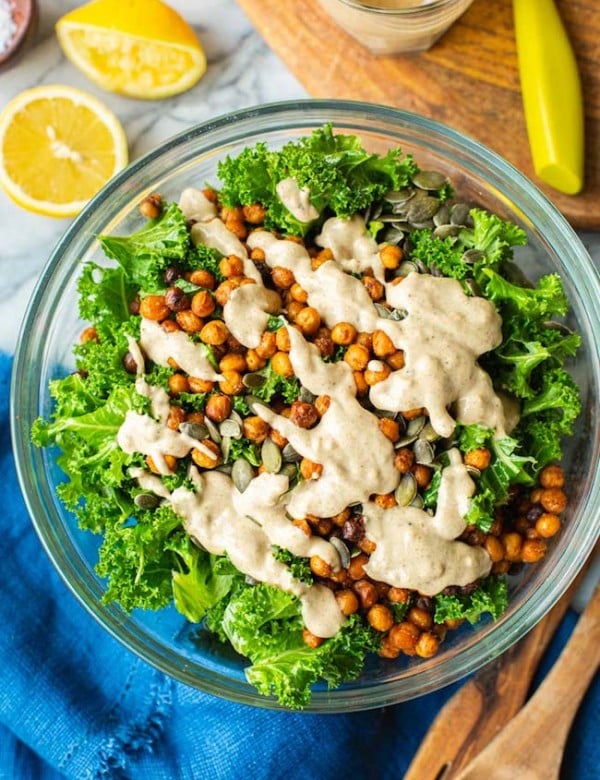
left=0, top=352, right=597, bottom=780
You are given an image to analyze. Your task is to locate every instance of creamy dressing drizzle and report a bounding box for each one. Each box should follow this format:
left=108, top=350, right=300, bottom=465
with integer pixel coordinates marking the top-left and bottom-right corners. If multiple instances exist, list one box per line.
left=178, top=187, right=217, bottom=222
left=276, top=177, right=320, bottom=223
left=223, top=285, right=281, bottom=349
left=139, top=319, right=222, bottom=381
left=170, top=469, right=344, bottom=637
left=190, top=218, right=262, bottom=283
left=254, top=328, right=399, bottom=518
left=363, top=449, right=492, bottom=594
left=316, top=215, right=385, bottom=281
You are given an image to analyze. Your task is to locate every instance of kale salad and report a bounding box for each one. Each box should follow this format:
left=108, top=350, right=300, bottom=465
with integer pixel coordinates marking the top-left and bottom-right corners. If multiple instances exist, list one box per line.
left=33, top=126, right=581, bottom=708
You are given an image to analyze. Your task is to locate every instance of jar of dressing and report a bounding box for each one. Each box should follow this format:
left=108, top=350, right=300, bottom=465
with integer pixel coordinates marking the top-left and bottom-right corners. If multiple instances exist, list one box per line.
left=317, top=0, right=475, bottom=55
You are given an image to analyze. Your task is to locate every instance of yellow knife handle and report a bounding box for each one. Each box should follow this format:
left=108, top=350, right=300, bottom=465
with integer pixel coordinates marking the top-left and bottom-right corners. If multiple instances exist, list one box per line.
left=512, top=0, right=584, bottom=195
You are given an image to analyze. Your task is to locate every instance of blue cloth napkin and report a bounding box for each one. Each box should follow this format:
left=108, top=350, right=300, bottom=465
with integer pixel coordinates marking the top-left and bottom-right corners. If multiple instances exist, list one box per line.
left=0, top=352, right=597, bottom=780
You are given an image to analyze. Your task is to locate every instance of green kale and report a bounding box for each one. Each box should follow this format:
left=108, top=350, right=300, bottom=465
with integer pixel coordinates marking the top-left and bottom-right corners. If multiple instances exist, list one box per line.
left=232, top=395, right=251, bottom=417
left=482, top=269, right=568, bottom=319
left=266, top=314, right=287, bottom=332
left=226, top=437, right=261, bottom=467
left=185, top=243, right=225, bottom=282
left=389, top=601, right=410, bottom=622
left=423, top=468, right=442, bottom=509
left=98, top=203, right=190, bottom=292
left=272, top=547, right=314, bottom=585
left=434, top=577, right=508, bottom=625
left=217, top=124, right=418, bottom=236
left=78, top=262, right=135, bottom=338
left=252, top=361, right=301, bottom=404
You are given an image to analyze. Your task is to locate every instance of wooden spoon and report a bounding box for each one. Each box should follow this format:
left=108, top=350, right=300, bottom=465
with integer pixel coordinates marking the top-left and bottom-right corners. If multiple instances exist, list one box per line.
left=454, top=585, right=599, bottom=780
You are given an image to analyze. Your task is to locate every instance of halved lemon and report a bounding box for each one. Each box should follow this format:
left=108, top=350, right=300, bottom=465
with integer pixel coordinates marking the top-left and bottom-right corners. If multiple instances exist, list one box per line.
left=56, top=0, right=207, bottom=100
left=0, top=85, right=128, bottom=218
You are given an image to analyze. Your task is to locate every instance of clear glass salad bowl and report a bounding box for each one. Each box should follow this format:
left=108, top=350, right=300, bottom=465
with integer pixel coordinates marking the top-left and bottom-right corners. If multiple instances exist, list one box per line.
left=11, top=100, right=600, bottom=712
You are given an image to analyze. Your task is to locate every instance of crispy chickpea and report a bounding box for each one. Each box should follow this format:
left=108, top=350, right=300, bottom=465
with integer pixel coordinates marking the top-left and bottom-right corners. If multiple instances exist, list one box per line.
left=379, top=637, right=402, bottom=659
left=331, top=322, right=358, bottom=346
left=413, top=464, right=433, bottom=489
left=530, top=488, right=544, bottom=504
left=287, top=301, right=304, bottom=322
left=316, top=517, right=334, bottom=536
left=139, top=295, right=170, bottom=321
left=535, top=512, right=561, bottom=538
left=221, top=206, right=243, bottom=222
left=331, top=507, right=351, bottom=527
left=269, top=428, right=288, bottom=448
left=387, top=587, right=411, bottom=604
left=302, top=629, right=324, bottom=648
left=166, top=405, right=186, bottom=432
left=539, top=464, right=565, bottom=489
left=309, top=555, right=332, bottom=579
left=242, top=203, right=266, bottom=224
left=353, top=371, right=369, bottom=397
left=348, top=553, right=369, bottom=580
left=315, top=395, right=331, bottom=417
left=521, top=538, right=547, bottom=563
left=219, top=353, right=247, bottom=373
left=502, top=532, right=523, bottom=562
left=378, top=417, right=400, bottom=443
left=312, top=248, right=333, bottom=270
left=344, top=343, right=370, bottom=371
left=224, top=217, right=247, bottom=240
left=161, top=319, right=180, bottom=334
left=201, top=187, right=218, bottom=203
left=272, top=351, right=294, bottom=378
left=540, top=488, right=567, bottom=514
left=168, top=373, right=190, bottom=396
left=394, top=448, right=415, bottom=473
left=250, top=246, right=266, bottom=262
left=214, top=279, right=240, bottom=306
left=139, top=192, right=162, bottom=219
left=484, top=535, right=505, bottom=563
left=402, top=407, right=426, bottom=421
left=379, top=243, right=403, bottom=270
left=300, top=458, right=323, bottom=480
left=200, top=320, right=229, bottom=346
left=356, top=332, right=373, bottom=352
left=464, top=448, right=492, bottom=470
left=219, top=370, right=244, bottom=395
left=271, top=266, right=295, bottom=289
left=175, top=310, right=203, bottom=334
left=189, top=269, right=216, bottom=289
left=296, top=306, right=321, bottom=337
left=353, top=579, right=378, bottom=610
left=372, top=330, right=396, bottom=358
left=219, top=254, right=244, bottom=278
left=362, top=276, right=385, bottom=301
left=275, top=327, right=291, bottom=352
left=359, top=537, right=377, bottom=554
left=387, top=350, right=406, bottom=370
left=492, top=560, right=511, bottom=575
left=245, top=348, right=267, bottom=371
left=242, top=416, right=271, bottom=443
left=388, top=622, right=420, bottom=655
left=191, top=439, right=223, bottom=469
left=290, top=401, right=319, bottom=429
left=374, top=493, right=397, bottom=510
left=407, top=607, right=433, bottom=631
left=255, top=330, right=277, bottom=359
left=365, top=361, right=391, bottom=386
left=293, top=518, right=311, bottom=536
left=205, top=394, right=232, bottom=423
left=146, top=454, right=177, bottom=475
left=367, top=604, right=394, bottom=632
left=290, top=282, right=308, bottom=303
left=188, top=377, right=214, bottom=394
left=190, top=290, right=215, bottom=318
left=415, top=632, right=440, bottom=658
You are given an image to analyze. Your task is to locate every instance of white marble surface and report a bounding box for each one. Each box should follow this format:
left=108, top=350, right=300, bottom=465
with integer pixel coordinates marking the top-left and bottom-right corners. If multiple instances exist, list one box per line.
left=0, top=0, right=598, bottom=353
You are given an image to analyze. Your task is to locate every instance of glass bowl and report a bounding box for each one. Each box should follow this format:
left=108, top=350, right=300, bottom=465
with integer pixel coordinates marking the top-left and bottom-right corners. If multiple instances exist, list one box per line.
left=11, top=100, right=600, bottom=712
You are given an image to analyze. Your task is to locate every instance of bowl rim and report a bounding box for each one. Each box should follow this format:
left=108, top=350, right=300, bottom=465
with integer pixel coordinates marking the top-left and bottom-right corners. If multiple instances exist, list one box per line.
left=11, top=98, right=600, bottom=712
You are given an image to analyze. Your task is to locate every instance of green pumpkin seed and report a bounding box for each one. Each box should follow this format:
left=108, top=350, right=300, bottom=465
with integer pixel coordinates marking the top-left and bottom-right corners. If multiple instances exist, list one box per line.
left=419, top=421, right=440, bottom=442
left=414, top=438, right=435, bottom=465
left=219, top=418, right=242, bottom=439
left=397, top=260, right=418, bottom=277
left=466, top=465, right=481, bottom=478
left=231, top=458, right=254, bottom=493
left=395, top=472, right=418, bottom=506
left=465, top=278, right=482, bottom=297
left=243, top=372, right=267, bottom=389
left=433, top=203, right=450, bottom=226
left=433, top=224, right=459, bottom=240
left=179, top=421, right=209, bottom=440
left=262, top=438, right=283, bottom=474
left=461, top=249, right=484, bottom=264
left=407, top=196, right=440, bottom=224
left=282, top=443, right=302, bottom=463
left=381, top=227, right=405, bottom=245
left=410, top=494, right=424, bottom=509
left=413, top=170, right=448, bottom=191
left=450, top=202, right=471, bottom=226
left=220, top=435, right=231, bottom=462
left=385, top=188, right=414, bottom=205
left=330, top=537, right=351, bottom=569
left=279, top=462, right=298, bottom=480
left=204, top=418, right=221, bottom=444
left=406, top=416, right=426, bottom=437
left=134, top=493, right=160, bottom=510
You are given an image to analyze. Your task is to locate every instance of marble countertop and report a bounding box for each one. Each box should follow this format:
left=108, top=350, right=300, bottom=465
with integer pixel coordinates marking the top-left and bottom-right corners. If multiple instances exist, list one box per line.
left=0, top=0, right=598, bottom=353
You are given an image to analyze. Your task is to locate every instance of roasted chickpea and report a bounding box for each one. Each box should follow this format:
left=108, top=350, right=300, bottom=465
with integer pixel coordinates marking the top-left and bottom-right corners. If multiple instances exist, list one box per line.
left=464, top=448, right=492, bottom=470
left=353, top=371, right=369, bottom=397
left=315, top=395, right=331, bottom=417
left=332, top=507, right=351, bottom=527
left=387, top=587, right=411, bottom=604
left=214, top=279, right=240, bottom=306
left=296, top=306, right=321, bottom=337
left=356, top=332, right=373, bottom=352
left=191, top=439, right=223, bottom=469
left=379, top=637, right=402, bottom=659
left=242, top=203, right=266, bottom=224
left=175, top=310, right=203, bottom=334
left=166, top=405, right=186, bottom=431
left=191, top=290, right=216, bottom=318
left=484, top=535, right=505, bottom=563
left=348, top=553, right=369, bottom=580
left=539, top=464, right=565, bottom=489
left=139, top=295, right=170, bottom=321
left=255, top=331, right=277, bottom=359
left=250, top=247, right=266, bottom=262
left=242, top=416, right=271, bottom=443
left=189, top=269, right=216, bottom=289
left=379, top=244, right=403, bottom=270
left=335, top=589, right=360, bottom=616
left=388, top=622, right=420, bottom=655
left=219, top=254, right=244, bottom=278
left=219, top=353, right=247, bottom=373
left=205, top=394, right=232, bottom=423
left=394, top=448, right=415, bottom=473
left=362, top=276, right=384, bottom=301
left=245, top=348, right=267, bottom=371
left=540, top=488, right=567, bottom=514
left=374, top=493, right=397, bottom=510
left=415, top=632, right=440, bottom=658
left=344, top=343, right=370, bottom=371
left=269, top=428, right=288, bottom=448
left=293, top=518, right=311, bottom=537
left=162, top=318, right=180, bottom=334
left=402, top=407, right=425, bottom=421
left=275, top=327, right=291, bottom=352
left=139, top=192, right=162, bottom=219
left=502, top=532, right=523, bottom=562
left=367, top=604, right=394, bottom=632
left=358, top=537, right=377, bottom=554
left=188, top=377, right=214, bottom=394
left=521, top=538, right=547, bottom=563
left=372, top=329, right=396, bottom=358
left=168, top=373, right=190, bottom=396
left=407, top=607, right=433, bottom=631
left=224, top=217, right=247, bottom=240
left=287, top=301, right=305, bottom=322
left=309, top=555, right=332, bottom=579
left=535, top=512, right=561, bottom=538
left=200, top=320, right=229, bottom=345
left=353, top=579, right=378, bottom=610
left=290, top=401, right=319, bottom=429
left=365, top=361, right=391, bottom=386
left=290, top=282, right=308, bottom=303
left=386, top=350, right=406, bottom=370
left=378, top=417, right=400, bottom=443
left=300, top=458, right=323, bottom=480
left=331, top=322, right=358, bottom=346
left=146, top=454, right=177, bottom=475
left=272, top=351, right=294, bottom=377
left=219, top=370, right=244, bottom=395
left=311, top=248, right=333, bottom=270
left=302, top=629, right=324, bottom=648
left=413, top=464, right=433, bottom=489
left=271, top=266, right=295, bottom=289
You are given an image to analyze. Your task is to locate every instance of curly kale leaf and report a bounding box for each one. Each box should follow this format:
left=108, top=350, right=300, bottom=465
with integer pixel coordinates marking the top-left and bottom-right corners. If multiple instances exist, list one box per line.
left=434, top=577, right=508, bottom=625
left=272, top=547, right=314, bottom=585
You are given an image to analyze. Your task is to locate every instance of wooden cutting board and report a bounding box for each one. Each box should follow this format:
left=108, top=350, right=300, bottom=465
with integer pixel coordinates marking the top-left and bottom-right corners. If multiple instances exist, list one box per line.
left=237, top=0, right=600, bottom=229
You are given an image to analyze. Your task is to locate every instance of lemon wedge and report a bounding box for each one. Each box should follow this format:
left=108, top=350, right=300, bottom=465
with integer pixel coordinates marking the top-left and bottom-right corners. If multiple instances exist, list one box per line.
left=0, top=85, right=128, bottom=218
left=56, top=0, right=207, bottom=100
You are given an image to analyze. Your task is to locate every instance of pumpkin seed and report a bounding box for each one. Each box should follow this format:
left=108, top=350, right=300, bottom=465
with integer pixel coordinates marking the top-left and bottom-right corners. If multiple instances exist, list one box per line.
left=406, top=416, right=427, bottom=437
left=433, top=203, right=450, bottom=226
left=179, top=421, right=209, bottom=440
left=461, top=248, right=484, bottom=264
left=220, top=435, right=231, bottom=462
left=330, top=537, right=351, bottom=569
left=413, top=170, right=448, bottom=191
left=414, top=438, right=435, bottom=464
left=378, top=213, right=405, bottom=223
left=450, top=202, right=471, bottom=226
left=396, top=433, right=418, bottom=448
left=262, top=438, right=283, bottom=474
left=245, top=575, right=258, bottom=585
left=407, top=196, right=440, bottom=224
left=243, top=372, right=267, bottom=389
left=374, top=303, right=393, bottom=319
left=397, top=260, right=418, bottom=276
left=433, top=224, right=459, bottom=240
left=215, top=464, right=233, bottom=475
left=381, top=227, right=405, bottom=245
left=395, top=472, right=418, bottom=506
left=229, top=409, right=244, bottom=428
left=231, top=458, right=254, bottom=493
left=219, top=418, right=242, bottom=439
left=410, top=494, right=424, bottom=509
left=419, top=421, right=440, bottom=442
left=465, top=278, right=482, bottom=297
left=466, top=465, right=481, bottom=478
left=282, top=443, right=302, bottom=463
left=544, top=320, right=574, bottom=335
left=430, top=263, right=444, bottom=277
left=385, top=188, right=414, bottom=205
left=134, top=493, right=160, bottom=510
left=299, top=387, right=316, bottom=404
left=204, top=418, right=222, bottom=444
left=279, top=463, right=298, bottom=480
left=410, top=218, right=436, bottom=230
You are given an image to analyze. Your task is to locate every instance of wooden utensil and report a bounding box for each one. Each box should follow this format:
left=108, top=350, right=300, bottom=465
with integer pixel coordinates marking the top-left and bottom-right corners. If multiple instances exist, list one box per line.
left=404, top=558, right=595, bottom=780
left=237, top=0, right=600, bottom=228
left=454, top=585, right=599, bottom=780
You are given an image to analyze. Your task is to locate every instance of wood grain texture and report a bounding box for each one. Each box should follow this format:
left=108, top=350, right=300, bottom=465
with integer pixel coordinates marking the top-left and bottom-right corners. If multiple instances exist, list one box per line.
left=237, top=0, right=600, bottom=228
